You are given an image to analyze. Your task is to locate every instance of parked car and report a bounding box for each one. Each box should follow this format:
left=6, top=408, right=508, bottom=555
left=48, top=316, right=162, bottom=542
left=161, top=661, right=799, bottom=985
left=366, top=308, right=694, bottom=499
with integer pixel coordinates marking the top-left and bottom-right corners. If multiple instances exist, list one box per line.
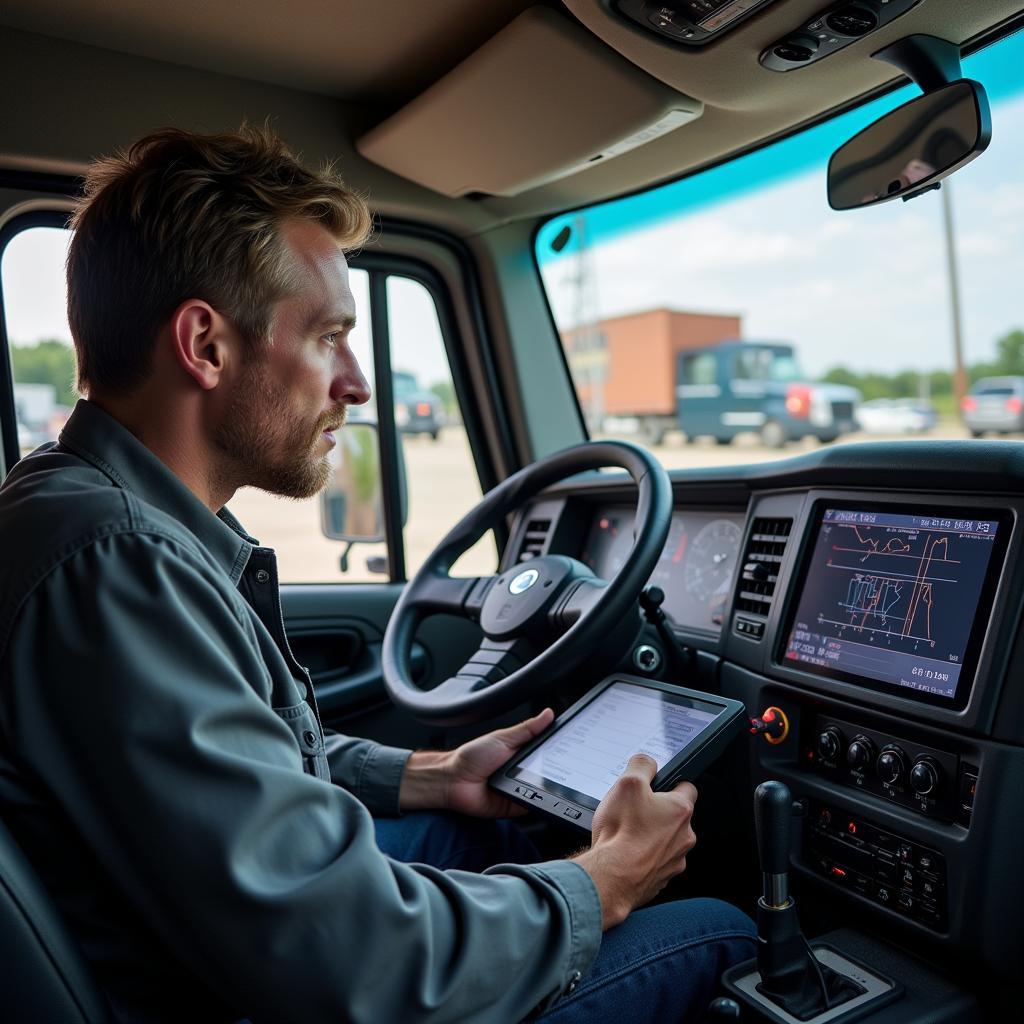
left=393, top=370, right=442, bottom=440
left=961, top=376, right=1024, bottom=436
left=856, top=398, right=938, bottom=434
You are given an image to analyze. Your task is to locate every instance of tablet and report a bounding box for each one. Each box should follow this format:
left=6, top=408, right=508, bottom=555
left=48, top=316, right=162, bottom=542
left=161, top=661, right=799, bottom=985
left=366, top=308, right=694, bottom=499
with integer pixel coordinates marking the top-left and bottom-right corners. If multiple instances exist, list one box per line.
left=490, top=674, right=748, bottom=831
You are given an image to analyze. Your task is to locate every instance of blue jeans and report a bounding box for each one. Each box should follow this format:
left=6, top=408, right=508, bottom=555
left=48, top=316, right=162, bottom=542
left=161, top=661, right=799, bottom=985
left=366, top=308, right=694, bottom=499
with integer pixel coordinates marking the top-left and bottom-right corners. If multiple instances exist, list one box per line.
left=375, top=812, right=757, bottom=1024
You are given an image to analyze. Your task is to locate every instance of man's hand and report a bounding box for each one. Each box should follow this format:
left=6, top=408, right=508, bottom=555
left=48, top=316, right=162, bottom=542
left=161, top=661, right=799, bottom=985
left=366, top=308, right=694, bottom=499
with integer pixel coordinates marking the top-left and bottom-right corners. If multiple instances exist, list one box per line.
left=398, top=708, right=554, bottom=817
left=573, top=753, right=697, bottom=930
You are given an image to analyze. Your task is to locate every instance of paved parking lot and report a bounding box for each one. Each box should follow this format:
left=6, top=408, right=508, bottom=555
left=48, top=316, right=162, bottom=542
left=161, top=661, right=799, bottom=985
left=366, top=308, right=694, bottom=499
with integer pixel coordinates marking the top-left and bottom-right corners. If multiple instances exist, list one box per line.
left=231, top=422, right=977, bottom=584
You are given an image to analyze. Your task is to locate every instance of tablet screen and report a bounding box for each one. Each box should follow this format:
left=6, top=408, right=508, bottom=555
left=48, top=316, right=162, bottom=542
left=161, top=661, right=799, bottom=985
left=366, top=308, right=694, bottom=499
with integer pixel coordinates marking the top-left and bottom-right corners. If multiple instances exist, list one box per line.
left=508, top=681, right=725, bottom=809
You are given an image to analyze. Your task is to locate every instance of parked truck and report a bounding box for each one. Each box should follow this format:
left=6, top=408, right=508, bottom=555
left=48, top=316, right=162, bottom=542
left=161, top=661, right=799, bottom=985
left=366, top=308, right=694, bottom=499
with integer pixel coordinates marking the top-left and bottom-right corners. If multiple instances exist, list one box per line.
left=562, top=310, right=859, bottom=447
left=563, top=308, right=743, bottom=444
left=676, top=341, right=860, bottom=447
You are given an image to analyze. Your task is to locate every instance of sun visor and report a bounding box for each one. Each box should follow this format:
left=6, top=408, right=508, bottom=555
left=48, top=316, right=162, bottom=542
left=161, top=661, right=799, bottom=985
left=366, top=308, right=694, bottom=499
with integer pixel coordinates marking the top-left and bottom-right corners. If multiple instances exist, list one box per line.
left=356, top=6, right=702, bottom=198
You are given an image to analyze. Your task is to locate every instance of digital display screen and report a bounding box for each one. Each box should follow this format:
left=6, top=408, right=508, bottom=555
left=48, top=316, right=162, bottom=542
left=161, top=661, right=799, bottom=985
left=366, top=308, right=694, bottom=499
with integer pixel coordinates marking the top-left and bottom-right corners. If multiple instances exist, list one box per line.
left=581, top=509, right=744, bottom=634
left=781, top=507, right=1005, bottom=704
left=510, top=681, right=723, bottom=809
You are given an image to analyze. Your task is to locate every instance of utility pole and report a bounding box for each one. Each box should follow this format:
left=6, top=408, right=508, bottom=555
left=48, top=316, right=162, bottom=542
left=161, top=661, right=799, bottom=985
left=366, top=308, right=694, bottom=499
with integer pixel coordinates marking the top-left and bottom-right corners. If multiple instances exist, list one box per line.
left=564, top=215, right=605, bottom=431
left=941, top=180, right=968, bottom=405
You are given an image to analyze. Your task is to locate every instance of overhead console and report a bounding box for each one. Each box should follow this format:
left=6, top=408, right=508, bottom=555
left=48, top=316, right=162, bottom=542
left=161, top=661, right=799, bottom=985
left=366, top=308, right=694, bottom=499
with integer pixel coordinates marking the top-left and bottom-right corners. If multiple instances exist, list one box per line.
left=614, top=0, right=779, bottom=45
left=759, top=0, right=924, bottom=71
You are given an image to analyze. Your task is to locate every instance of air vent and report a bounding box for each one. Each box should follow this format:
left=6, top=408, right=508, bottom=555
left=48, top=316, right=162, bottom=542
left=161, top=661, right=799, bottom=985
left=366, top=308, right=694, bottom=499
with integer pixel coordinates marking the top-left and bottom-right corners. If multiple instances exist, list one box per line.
left=735, top=517, right=792, bottom=618
left=518, top=518, right=552, bottom=562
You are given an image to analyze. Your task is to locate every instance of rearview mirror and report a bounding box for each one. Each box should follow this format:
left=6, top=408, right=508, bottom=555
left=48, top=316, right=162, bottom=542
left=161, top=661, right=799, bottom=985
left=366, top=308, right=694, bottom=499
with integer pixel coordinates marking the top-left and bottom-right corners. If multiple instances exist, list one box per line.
left=828, top=79, right=991, bottom=210
left=319, top=422, right=385, bottom=542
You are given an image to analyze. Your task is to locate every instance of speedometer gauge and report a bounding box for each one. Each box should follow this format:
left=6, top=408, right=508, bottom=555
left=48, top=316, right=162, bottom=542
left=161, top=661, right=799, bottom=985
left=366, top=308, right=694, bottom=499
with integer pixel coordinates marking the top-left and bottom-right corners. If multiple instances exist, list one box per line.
left=684, top=519, right=743, bottom=604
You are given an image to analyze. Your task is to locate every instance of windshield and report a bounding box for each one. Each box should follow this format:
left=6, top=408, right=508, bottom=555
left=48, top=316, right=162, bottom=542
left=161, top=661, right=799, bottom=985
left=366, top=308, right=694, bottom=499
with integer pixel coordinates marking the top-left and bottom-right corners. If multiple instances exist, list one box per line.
left=393, top=372, right=420, bottom=398
left=536, top=34, right=1024, bottom=465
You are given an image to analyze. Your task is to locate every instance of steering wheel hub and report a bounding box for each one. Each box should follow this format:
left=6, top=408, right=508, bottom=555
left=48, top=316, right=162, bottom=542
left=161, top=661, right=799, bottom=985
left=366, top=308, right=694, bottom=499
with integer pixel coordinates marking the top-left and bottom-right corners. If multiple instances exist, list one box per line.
left=479, top=556, right=588, bottom=640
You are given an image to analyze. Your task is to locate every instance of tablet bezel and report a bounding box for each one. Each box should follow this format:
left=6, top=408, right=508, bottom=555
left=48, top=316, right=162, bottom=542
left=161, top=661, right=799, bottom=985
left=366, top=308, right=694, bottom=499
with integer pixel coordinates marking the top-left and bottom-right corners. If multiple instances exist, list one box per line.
left=489, top=673, right=747, bottom=831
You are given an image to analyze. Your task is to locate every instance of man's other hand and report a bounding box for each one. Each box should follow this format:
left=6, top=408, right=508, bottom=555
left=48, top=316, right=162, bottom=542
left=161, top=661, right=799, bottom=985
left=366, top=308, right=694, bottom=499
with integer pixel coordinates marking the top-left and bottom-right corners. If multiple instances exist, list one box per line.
left=573, top=753, right=698, bottom=930
left=398, top=708, right=554, bottom=817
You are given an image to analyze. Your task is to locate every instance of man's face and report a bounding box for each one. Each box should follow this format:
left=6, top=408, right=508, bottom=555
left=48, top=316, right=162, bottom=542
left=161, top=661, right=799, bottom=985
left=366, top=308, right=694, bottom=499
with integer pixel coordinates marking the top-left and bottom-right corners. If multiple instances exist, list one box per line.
left=214, top=219, right=370, bottom=499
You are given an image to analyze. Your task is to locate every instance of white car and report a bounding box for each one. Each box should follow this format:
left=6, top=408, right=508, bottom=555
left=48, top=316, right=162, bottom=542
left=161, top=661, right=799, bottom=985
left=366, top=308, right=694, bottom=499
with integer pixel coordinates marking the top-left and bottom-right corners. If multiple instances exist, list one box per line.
left=856, top=398, right=937, bottom=434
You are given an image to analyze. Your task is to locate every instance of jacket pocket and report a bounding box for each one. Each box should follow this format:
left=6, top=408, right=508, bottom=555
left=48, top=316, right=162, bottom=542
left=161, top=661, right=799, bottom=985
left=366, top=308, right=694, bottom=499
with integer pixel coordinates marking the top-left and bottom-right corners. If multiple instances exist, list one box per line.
left=273, top=701, right=331, bottom=782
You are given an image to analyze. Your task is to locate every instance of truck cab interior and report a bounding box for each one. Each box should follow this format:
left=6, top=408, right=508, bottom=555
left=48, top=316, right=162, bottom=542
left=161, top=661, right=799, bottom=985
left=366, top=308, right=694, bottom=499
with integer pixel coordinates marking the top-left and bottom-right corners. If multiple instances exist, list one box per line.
left=2, top=1, right=1023, bottom=1021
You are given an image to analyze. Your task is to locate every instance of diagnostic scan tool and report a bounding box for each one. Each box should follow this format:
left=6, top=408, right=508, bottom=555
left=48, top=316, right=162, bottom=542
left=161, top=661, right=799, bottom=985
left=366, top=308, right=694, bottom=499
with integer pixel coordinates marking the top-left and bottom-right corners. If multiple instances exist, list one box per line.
left=490, top=675, right=747, bottom=831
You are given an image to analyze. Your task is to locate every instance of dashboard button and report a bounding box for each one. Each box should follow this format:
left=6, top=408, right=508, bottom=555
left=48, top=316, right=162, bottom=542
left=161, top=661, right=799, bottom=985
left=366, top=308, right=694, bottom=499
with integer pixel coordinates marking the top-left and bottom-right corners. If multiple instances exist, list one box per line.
left=910, top=758, right=940, bottom=796
left=818, top=727, right=844, bottom=762
left=877, top=746, right=906, bottom=786
left=846, top=736, right=875, bottom=772
left=563, top=806, right=582, bottom=820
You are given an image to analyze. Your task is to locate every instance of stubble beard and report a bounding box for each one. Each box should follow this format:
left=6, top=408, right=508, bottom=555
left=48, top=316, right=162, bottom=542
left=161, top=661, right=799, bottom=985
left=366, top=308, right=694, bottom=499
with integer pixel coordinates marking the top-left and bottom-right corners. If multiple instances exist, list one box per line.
left=214, top=359, right=347, bottom=500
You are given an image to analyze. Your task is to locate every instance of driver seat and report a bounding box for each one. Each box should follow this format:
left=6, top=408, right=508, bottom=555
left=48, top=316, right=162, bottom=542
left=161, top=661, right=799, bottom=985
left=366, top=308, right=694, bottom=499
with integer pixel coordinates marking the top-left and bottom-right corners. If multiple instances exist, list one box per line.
left=0, top=815, right=112, bottom=1022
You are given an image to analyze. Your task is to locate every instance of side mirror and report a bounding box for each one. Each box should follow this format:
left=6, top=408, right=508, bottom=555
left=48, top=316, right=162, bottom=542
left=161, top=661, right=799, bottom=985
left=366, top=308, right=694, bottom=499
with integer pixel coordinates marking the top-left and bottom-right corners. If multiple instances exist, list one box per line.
left=828, top=79, right=991, bottom=210
left=319, top=420, right=409, bottom=569
left=320, top=422, right=385, bottom=543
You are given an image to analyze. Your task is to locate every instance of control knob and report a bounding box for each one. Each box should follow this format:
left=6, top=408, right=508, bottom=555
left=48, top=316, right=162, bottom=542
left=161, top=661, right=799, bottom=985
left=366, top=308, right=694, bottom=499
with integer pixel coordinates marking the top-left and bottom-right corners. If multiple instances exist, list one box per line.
left=846, top=735, right=875, bottom=772
left=877, top=746, right=906, bottom=786
left=910, top=757, right=941, bottom=796
left=817, top=726, right=844, bottom=762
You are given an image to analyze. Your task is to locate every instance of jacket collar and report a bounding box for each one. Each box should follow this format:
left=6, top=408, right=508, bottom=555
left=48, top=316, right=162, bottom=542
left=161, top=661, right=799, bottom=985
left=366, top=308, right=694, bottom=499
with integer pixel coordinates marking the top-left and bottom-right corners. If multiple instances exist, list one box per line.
left=58, top=400, right=256, bottom=582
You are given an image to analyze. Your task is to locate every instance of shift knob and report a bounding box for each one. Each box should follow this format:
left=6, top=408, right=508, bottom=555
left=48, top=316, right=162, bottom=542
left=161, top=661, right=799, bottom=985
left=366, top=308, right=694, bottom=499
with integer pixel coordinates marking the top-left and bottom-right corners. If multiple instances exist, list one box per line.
left=754, top=780, right=793, bottom=878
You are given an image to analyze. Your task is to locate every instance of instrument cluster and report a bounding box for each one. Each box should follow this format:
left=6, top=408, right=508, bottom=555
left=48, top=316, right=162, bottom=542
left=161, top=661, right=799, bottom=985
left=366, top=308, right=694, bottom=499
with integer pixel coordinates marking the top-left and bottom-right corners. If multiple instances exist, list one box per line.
left=581, top=508, right=745, bottom=634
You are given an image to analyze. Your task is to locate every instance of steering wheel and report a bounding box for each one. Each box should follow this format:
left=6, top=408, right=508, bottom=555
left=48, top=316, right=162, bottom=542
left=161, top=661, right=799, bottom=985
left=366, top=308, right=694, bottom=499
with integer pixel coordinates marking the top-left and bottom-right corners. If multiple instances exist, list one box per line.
left=382, top=441, right=672, bottom=725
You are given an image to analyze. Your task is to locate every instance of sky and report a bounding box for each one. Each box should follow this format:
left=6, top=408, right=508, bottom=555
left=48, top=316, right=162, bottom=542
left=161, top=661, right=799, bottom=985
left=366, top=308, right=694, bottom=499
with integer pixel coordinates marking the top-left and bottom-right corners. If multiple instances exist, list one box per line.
left=4, top=35, right=1023, bottom=387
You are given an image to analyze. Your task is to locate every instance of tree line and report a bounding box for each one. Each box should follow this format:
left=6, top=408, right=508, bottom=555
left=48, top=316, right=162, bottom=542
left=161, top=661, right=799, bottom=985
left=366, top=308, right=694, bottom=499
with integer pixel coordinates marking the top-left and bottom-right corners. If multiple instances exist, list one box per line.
left=820, top=328, right=1024, bottom=401
left=9, top=338, right=462, bottom=418
left=12, top=327, right=1024, bottom=416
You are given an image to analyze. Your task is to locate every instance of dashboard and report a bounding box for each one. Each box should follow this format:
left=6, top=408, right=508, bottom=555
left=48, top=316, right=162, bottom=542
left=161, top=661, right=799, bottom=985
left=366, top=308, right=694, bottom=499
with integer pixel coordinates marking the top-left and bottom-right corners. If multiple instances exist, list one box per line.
left=504, top=440, right=1024, bottom=985
left=580, top=509, right=745, bottom=634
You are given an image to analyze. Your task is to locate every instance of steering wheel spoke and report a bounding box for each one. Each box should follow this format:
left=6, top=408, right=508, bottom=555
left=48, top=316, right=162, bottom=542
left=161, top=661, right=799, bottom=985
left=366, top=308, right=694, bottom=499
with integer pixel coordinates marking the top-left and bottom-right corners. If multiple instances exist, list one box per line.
left=407, top=572, right=496, bottom=619
left=549, top=577, right=610, bottom=632
left=450, top=637, right=538, bottom=688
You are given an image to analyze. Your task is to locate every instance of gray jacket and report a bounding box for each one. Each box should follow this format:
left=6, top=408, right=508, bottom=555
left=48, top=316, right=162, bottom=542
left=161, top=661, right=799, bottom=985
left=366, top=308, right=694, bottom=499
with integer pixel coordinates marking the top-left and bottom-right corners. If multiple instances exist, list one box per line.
left=0, top=400, right=601, bottom=1023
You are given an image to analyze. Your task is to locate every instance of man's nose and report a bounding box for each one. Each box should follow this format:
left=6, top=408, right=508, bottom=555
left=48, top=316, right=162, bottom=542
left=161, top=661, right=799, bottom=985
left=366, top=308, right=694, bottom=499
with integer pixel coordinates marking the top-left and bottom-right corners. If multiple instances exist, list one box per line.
left=331, top=352, right=371, bottom=406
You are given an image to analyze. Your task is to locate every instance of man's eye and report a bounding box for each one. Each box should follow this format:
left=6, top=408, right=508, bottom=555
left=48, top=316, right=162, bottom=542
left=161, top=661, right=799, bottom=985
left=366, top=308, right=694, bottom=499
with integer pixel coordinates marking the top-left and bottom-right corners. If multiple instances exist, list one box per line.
left=324, top=332, right=339, bottom=348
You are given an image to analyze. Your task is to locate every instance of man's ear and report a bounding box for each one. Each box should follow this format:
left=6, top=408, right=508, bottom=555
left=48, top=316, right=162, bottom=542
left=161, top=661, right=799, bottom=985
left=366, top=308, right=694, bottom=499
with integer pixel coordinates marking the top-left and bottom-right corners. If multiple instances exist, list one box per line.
left=169, top=299, right=239, bottom=391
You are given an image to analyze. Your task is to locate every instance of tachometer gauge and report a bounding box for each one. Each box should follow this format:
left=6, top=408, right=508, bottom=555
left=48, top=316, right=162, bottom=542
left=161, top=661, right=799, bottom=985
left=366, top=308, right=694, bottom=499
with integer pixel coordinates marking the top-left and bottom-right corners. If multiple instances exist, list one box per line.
left=684, top=519, right=742, bottom=604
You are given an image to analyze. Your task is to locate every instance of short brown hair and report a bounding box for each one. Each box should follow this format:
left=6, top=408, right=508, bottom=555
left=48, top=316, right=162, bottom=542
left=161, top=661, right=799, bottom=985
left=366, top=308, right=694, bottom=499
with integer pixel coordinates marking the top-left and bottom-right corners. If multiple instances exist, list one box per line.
left=67, top=124, right=372, bottom=395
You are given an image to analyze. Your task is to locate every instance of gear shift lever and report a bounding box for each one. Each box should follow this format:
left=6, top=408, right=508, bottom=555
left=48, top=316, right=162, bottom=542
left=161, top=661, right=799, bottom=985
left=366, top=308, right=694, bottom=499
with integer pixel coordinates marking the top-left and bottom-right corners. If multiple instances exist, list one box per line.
left=754, top=781, right=809, bottom=997
left=753, top=782, right=864, bottom=1018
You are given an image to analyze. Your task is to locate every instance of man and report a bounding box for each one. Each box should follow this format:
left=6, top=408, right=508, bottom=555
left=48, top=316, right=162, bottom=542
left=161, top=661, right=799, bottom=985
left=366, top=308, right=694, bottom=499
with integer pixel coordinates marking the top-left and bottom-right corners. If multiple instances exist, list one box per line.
left=0, top=126, right=755, bottom=1023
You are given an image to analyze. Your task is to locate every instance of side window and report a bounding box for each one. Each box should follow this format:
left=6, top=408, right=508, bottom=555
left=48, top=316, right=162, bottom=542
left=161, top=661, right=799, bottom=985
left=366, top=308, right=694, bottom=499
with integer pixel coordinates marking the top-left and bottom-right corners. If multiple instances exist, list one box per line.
left=682, top=352, right=717, bottom=387
left=2, top=225, right=76, bottom=452
left=386, top=275, right=497, bottom=579
left=1, top=224, right=494, bottom=583
left=732, top=348, right=776, bottom=382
